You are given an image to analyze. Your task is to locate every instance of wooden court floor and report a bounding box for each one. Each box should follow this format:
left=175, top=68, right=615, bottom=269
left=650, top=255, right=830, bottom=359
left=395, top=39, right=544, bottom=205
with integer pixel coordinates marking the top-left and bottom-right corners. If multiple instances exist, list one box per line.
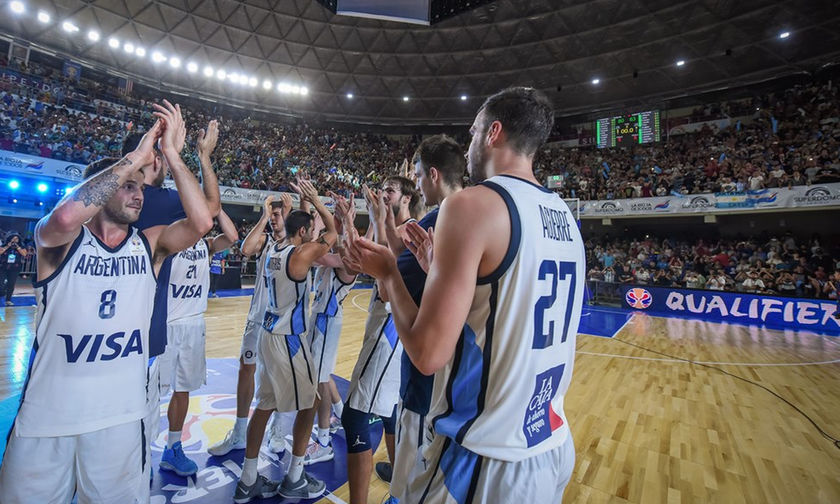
left=1, top=289, right=840, bottom=503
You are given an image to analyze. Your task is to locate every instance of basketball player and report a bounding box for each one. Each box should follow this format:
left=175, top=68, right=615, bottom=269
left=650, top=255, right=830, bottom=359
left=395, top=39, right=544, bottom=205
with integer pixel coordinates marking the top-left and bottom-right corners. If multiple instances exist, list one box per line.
left=157, top=209, right=238, bottom=476
left=233, top=178, right=337, bottom=502
left=345, top=87, right=585, bottom=503
left=129, top=117, right=222, bottom=493
left=0, top=101, right=214, bottom=503
left=208, top=193, right=292, bottom=457
left=342, top=178, right=422, bottom=504
left=383, top=134, right=466, bottom=502
left=301, top=194, right=358, bottom=465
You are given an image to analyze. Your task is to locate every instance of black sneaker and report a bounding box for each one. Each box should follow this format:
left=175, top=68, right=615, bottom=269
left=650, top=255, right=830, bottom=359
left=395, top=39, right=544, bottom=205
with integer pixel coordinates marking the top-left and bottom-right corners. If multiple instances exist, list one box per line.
left=375, top=461, right=393, bottom=483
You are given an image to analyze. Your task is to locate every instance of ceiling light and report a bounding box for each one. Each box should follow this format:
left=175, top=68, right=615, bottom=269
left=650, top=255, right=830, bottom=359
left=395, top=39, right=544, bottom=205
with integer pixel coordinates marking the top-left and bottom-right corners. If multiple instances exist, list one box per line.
left=108, top=37, right=119, bottom=48
left=203, top=66, right=213, bottom=77
left=290, top=85, right=301, bottom=94
left=10, top=1, right=24, bottom=15
left=152, top=51, right=166, bottom=64
left=460, top=95, right=467, bottom=101
left=169, top=57, right=181, bottom=68
left=402, top=96, right=409, bottom=102
left=262, top=80, right=272, bottom=90
left=300, top=86, right=308, bottom=96
left=135, top=47, right=146, bottom=57
left=676, top=60, right=685, bottom=67
left=229, top=72, right=240, bottom=84
left=123, top=42, right=134, bottom=54
left=62, top=21, right=79, bottom=33
left=591, top=78, right=600, bottom=85
left=248, top=77, right=258, bottom=87
left=779, top=31, right=790, bottom=39
left=37, top=11, right=50, bottom=23
left=187, top=62, right=198, bottom=73
left=346, top=93, right=354, bottom=99
left=216, top=69, right=226, bottom=80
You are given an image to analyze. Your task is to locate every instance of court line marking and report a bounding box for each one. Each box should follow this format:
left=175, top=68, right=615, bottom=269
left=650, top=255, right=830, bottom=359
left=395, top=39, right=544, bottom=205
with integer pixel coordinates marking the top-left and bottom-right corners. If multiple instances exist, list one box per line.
left=351, top=291, right=369, bottom=313
left=324, top=491, right=349, bottom=504
left=608, top=312, right=636, bottom=338
left=577, top=347, right=840, bottom=367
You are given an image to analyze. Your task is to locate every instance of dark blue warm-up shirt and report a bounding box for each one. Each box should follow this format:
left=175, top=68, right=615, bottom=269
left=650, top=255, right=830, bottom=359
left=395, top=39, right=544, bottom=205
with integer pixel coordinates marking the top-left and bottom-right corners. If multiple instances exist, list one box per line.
left=397, top=207, right=438, bottom=415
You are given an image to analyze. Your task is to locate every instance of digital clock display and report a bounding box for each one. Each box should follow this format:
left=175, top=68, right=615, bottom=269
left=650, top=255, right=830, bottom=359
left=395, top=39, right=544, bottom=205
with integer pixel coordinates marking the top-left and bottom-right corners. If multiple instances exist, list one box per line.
left=596, top=110, right=660, bottom=148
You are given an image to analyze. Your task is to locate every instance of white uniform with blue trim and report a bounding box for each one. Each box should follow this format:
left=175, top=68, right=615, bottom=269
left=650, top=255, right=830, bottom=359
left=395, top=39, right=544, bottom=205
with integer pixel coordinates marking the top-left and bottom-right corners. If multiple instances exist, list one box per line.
left=255, top=242, right=316, bottom=412
left=0, top=225, right=154, bottom=503
left=158, top=238, right=210, bottom=393
left=309, top=265, right=355, bottom=383
left=240, top=235, right=274, bottom=365
left=346, top=284, right=403, bottom=417
left=404, top=175, right=584, bottom=504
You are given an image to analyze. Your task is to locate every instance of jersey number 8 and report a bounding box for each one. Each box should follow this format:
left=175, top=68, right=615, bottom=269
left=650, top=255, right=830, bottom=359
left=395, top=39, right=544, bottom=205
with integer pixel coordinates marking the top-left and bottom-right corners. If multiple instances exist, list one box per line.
left=99, top=289, right=117, bottom=319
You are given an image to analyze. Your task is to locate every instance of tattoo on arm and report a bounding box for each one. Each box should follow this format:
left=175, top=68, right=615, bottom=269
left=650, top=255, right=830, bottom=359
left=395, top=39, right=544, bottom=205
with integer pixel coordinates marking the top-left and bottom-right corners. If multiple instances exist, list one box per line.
left=72, top=172, right=121, bottom=207
left=318, top=235, right=329, bottom=246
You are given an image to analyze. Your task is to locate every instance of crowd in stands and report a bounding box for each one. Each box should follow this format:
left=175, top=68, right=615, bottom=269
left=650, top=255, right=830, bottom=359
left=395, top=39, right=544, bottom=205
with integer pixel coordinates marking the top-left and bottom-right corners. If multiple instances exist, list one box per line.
left=2, top=57, right=840, bottom=201
left=586, top=232, right=840, bottom=299
left=538, top=82, right=840, bottom=200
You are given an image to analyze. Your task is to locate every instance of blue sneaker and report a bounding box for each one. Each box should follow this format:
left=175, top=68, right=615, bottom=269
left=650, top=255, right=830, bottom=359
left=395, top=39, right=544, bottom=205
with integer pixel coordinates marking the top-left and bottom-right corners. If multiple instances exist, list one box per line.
left=384, top=496, right=399, bottom=504
left=160, top=441, right=198, bottom=476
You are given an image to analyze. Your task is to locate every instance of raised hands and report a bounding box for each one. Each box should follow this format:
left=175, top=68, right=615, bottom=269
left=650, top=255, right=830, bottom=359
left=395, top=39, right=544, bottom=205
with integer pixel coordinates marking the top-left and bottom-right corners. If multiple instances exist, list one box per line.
left=342, top=224, right=397, bottom=280
left=197, top=119, right=219, bottom=158
left=131, top=120, right=163, bottom=169
left=404, top=222, right=434, bottom=273
left=152, top=100, right=186, bottom=154
left=262, top=195, right=275, bottom=217
left=290, top=176, right=319, bottom=203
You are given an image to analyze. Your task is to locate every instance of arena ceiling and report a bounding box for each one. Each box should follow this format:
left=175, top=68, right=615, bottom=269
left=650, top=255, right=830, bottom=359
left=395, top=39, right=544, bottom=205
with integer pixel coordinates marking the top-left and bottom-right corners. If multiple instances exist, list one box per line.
left=2, top=0, right=840, bottom=125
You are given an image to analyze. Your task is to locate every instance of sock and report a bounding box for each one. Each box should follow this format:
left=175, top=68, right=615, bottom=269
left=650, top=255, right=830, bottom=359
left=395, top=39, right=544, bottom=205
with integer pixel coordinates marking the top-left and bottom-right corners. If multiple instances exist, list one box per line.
left=288, top=455, right=304, bottom=482
left=242, top=457, right=258, bottom=486
left=332, top=399, right=344, bottom=418
left=167, top=431, right=181, bottom=449
left=234, top=417, right=248, bottom=436
left=317, top=427, right=330, bottom=446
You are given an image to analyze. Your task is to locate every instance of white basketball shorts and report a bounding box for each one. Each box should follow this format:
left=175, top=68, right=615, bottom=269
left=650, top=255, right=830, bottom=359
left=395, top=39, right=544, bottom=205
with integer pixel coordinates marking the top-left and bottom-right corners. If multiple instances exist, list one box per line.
left=309, top=312, right=343, bottom=384
left=402, top=432, right=575, bottom=504
left=240, top=319, right=261, bottom=365
left=255, top=328, right=316, bottom=412
left=159, top=315, right=207, bottom=393
left=0, top=420, right=143, bottom=504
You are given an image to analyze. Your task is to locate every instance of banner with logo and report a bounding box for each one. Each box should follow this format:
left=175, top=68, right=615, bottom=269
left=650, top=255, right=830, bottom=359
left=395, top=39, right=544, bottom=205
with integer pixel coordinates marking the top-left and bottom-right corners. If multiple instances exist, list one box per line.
left=578, top=183, right=840, bottom=218
left=620, top=284, right=840, bottom=334
left=0, top=68, right=63, bottom=94
left=0, top=150, right=86, bottom=181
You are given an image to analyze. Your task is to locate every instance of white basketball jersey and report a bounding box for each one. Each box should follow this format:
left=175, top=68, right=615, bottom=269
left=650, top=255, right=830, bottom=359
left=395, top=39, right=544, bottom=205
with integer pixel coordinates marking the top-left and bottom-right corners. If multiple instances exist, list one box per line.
left=165, top=238, right=210, bottom=322
left=246, top=235, right=275, bottom=324
left=311, top=265, right=355, bottom=319
left=429, top=175, right=586, bottom=461
left=262, top=243, right=311, bottom=336
left=18, top=226, right=156, bottom=437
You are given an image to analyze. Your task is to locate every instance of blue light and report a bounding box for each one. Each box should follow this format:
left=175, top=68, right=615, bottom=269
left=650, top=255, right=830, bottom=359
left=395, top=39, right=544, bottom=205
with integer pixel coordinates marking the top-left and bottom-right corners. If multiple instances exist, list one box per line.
left=8, top=180, right=20, bottom=190
left=37, top=183, right=48, bottom=193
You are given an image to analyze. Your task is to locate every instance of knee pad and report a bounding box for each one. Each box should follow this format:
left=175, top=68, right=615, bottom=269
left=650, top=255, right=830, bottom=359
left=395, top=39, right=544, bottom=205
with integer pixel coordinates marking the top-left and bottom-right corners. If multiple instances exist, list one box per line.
left=342, top=407, right=372, bottom=453
left=381, top=404, right=397, bottom=435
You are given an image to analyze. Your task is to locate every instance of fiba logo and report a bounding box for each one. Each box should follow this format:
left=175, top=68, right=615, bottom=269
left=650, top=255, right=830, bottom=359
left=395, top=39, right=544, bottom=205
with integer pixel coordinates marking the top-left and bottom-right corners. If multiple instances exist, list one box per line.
left=625, top=288, right=652, bottom=309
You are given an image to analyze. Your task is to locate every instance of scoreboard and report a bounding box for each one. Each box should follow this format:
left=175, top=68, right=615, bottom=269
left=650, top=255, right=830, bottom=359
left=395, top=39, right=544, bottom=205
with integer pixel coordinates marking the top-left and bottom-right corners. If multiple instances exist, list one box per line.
left=596, top=110, right=661, bottom=148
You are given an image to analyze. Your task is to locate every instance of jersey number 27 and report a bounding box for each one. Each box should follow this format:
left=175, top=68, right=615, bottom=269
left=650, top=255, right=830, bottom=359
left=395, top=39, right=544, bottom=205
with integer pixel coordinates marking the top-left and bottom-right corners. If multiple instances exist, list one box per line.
left=533, top=260, right=576, bottom=349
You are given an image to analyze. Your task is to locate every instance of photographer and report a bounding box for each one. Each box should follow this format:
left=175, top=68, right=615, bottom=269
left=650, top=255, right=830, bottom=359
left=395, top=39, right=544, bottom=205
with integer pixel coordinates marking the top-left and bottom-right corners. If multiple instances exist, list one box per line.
left=0, top=233, right=27, bottom=306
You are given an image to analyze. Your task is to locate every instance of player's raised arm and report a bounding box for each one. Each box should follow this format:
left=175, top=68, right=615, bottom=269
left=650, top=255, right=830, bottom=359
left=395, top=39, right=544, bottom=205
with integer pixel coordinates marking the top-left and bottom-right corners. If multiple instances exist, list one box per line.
left=241, top=196, right=273, bottom=257
left=287, top=178, right=338, bottom=279
left=196, top=119, right=222, bottom=217
left=35, top=121, right=162, bottom=251
left=209, top=209, right=239, bottom=253
left=144, top=101, right=214, bottom=262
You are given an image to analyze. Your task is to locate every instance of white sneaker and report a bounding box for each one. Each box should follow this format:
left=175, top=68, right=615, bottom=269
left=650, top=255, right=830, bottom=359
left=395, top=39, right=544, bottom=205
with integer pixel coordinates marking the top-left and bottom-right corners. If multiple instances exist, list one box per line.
left=303, top=441, right=334, bottom=466
left=268, top=426, right=287, bottom=453
left=329, top=415, right=342, bottom=433
left=208, top=429, right=246, bottom=457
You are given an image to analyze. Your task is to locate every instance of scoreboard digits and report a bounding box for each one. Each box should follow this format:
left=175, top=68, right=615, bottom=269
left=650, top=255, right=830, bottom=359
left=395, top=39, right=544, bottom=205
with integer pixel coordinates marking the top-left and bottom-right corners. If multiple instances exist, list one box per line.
left=596, top=110, right=660, bottom=148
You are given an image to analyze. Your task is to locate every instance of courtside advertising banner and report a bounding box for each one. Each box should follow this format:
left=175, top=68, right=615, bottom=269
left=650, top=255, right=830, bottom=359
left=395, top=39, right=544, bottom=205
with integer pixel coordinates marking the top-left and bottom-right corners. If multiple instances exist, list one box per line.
left=620, top=285, right=840, bottom=334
